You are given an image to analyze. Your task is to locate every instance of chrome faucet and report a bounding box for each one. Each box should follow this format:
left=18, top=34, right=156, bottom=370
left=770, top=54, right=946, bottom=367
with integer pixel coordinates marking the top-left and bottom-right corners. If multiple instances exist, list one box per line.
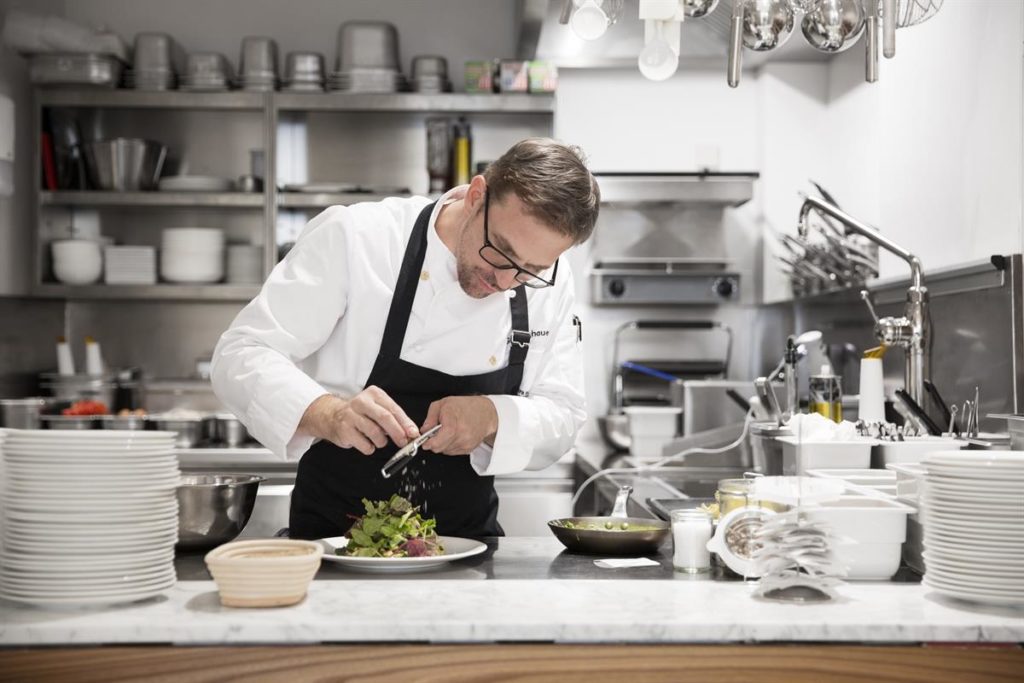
left=797, top=196, right=930, bottom=405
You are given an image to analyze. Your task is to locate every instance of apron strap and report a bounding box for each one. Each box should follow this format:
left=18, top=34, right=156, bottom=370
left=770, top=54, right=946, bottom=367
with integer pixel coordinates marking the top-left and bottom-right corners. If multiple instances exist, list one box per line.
left=506, top=284, right=529, bottom=395
left=375, top=199, right=531, bottom=396
left=376, top=202, right=435, bottom=363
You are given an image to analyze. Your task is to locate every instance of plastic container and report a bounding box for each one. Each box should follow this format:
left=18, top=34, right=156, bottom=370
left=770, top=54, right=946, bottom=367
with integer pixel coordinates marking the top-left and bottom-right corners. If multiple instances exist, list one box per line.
left=804, top=495, right=914, bottom=580
left=872, top=436, right=964, bottom=468
left=777, top=435, right=875, bottom=475
left=623, top=406, right=681, bottom=436
left=886, top=462, right=926, bottom=505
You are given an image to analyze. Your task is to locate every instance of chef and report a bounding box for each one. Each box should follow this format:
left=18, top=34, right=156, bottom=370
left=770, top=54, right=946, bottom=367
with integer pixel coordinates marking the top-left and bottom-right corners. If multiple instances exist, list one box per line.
left=211, top=138, right=600, bottom=540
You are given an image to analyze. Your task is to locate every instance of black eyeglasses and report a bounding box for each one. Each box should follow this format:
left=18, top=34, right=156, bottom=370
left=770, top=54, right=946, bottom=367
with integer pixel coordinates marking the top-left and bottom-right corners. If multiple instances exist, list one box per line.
left=479, top=192, right=558, bottom=289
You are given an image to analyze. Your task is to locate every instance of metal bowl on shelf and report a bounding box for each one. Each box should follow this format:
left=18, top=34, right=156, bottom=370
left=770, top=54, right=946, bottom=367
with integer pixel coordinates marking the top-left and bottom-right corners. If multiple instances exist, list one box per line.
left=176, top=474, right=265, bottom=550
left=210, top=413, right=252, bottom=446
left=0, top=397, right=68, bottom=429
left=98, top=414, right=149, bottom=430
left=83, top=138, right=167, bottom=191
left=148, top=414, right=206, bottom=448
left=39, top=414, right=99, bottom=430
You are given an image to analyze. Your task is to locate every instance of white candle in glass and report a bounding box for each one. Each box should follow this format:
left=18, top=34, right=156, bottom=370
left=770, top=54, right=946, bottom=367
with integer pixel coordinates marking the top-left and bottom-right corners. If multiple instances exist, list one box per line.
left=671, top=509, right=712, bottom=573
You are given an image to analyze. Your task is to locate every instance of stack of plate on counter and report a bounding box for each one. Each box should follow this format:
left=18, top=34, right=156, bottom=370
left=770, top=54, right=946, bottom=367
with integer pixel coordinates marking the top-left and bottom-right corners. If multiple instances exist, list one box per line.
left=0, top=429, right=180, bottom=606
left=160, top=227, right=225, bottom=284
left=920, top=451, right=1024, bottom=606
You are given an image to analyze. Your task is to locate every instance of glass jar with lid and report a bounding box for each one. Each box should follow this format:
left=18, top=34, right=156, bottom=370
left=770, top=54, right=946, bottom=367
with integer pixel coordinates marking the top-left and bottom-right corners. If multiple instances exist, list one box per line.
left=716, top=478, right=788, bottom=517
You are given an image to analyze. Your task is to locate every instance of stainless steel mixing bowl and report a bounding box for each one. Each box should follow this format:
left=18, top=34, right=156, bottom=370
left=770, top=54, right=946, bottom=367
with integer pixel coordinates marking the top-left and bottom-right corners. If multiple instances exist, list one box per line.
left=176, top=474, right=265, bottom=550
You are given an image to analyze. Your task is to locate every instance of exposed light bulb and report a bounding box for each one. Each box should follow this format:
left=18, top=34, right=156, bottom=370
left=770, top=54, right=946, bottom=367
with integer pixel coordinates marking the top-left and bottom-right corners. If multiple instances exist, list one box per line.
left=570, top=0, right=610, bottom=40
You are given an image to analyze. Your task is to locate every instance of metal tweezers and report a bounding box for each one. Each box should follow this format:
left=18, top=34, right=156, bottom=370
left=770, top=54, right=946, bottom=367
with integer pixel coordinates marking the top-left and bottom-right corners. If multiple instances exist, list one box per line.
left=380, top=424, right=442, bottom=479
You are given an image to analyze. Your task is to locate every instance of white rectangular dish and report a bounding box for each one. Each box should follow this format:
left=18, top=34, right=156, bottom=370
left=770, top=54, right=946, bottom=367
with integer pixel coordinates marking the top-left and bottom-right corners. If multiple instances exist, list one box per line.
left=777, top=436, right=875, bottom=475
left=805, top=495, right=915, bottom=580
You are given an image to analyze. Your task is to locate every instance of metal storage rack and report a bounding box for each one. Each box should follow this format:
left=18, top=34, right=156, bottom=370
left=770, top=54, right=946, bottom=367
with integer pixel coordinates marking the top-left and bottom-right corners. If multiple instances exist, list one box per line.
left=32, top=89, right=555, bottom=301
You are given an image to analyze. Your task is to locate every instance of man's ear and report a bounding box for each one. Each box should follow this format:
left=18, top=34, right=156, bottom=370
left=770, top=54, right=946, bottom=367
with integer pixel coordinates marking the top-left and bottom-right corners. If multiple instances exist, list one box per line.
left=464, top=175, right=488, bottom=216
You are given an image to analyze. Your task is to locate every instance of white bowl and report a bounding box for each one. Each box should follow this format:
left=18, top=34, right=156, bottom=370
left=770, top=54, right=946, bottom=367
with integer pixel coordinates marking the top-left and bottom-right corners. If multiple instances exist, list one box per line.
left=160, top=253, right=223, bottom=283
left=804, top=495, right=914, bottom=580
left=52, top=240, right=103, bottom=285
left=161, top=228, right=225, bottom=249
left=624, top=406, right=681, bottom=437
left=205, top=539, right=321, bottom=607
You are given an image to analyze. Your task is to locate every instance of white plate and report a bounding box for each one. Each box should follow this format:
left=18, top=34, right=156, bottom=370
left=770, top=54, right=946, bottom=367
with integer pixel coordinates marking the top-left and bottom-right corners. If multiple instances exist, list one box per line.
left=1, top=567, right=175, bottom=588
left=924, top=569, right=1024, bottom=589
left=3, top=447, right=176, bottom=457
left=4, top=432, right=178, bottom=444
left=922, top=490, right=1023, bottom=505
left=1, top=548, right=174, bottom=570
left=158, top=175, right=234, bottom=192
left=923, top=576, right=1024, bottom=604
left=0, top=576, right=175, bottom=603
left=6, top=475, right=181, bottom=488
left=924, top=451, right=1024, bottom=468
left=924, top=465, right=1024, bottom=481
left=2, top=534, right=177, bottom=552
left=922, top=538, right=1024, bottom=558
left=4, top=508, right=177, bottom=524
left=318, top=535, right=487, bottom=573
left=921, top=514, right=1024, bottom=533
left=923, top=476, right=1023, bottom=492
left=282, top=182, right=360, bottom=194
left=922, top=552, right=1023, bottom=574
left=4, top=457, right=177, bottom=467
left=4, top=522, right=178, bottom=538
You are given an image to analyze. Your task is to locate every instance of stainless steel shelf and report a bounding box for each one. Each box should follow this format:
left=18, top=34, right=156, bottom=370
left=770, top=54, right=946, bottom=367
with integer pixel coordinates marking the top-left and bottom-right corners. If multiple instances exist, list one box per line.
left=277, top=192, right=409, bottom=208
left=40, top=191, right=265, bottom=208
left=274, top=92, right=555, bottom=113
left=594, top=173, right=760, bottom=207
left=36, top=89, right=555, bottom=114
left=32, top=283, right=261, bottom=301
left=36, top=89, right=266, bottom=110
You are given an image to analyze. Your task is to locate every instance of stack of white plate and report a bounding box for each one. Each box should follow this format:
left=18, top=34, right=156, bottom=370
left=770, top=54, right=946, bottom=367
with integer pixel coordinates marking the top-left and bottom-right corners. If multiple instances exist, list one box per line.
left=104, top=245, right=157, bottom=285
left=326, top=68, right=407, bottom=93
left=160, top=228, right=224, bottom=284
left=0, top=429, right=180, bottom=606
left=920, top=451, right=1024, bottom=606
left=226, top=245, right=263, bottom=284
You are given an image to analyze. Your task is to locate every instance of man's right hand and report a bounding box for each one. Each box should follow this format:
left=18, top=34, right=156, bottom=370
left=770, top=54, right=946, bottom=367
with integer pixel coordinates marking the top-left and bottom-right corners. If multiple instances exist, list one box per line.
left=298, top=387, right=420, bottom=455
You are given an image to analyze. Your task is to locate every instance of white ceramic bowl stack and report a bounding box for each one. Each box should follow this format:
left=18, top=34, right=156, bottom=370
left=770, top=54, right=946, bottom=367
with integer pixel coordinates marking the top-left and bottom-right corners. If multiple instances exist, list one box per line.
left=920, top=451, right=1024, bottom=606
left=0, top=429, right=180, bottom=606
left=161, top=228, right=225, bottom=283
left=226, top=245, right=263, bottom=284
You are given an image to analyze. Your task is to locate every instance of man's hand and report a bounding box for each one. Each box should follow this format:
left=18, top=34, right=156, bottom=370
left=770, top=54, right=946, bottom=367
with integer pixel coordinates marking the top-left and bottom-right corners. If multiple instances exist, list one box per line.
left=298, top=387, right=420, bottom=455
left=419, top=396, right=498, bottom=455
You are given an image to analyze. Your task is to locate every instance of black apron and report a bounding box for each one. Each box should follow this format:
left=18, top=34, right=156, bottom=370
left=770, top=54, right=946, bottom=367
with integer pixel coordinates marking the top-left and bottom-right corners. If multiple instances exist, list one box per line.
left=289, top=201, right=531, bottom=540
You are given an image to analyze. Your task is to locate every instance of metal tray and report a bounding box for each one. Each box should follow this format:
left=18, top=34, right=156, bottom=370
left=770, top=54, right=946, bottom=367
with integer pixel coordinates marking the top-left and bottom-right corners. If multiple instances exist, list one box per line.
left=29, top=53, right=123, bottom=88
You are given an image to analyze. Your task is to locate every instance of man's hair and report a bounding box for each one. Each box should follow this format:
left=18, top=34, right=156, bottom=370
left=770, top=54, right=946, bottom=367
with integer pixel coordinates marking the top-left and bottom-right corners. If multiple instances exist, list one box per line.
left=483, top=138, right=600, bottom=245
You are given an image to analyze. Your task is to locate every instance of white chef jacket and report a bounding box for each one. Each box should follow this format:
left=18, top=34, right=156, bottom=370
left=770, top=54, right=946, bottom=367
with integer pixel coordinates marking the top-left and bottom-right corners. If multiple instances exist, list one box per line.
left=210, top=187, right=586, bottom=475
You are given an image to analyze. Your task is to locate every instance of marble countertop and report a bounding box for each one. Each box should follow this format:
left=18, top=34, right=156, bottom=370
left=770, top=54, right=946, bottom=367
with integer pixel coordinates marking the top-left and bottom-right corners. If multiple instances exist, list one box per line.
left=2, top=538, right=1022, bottom=646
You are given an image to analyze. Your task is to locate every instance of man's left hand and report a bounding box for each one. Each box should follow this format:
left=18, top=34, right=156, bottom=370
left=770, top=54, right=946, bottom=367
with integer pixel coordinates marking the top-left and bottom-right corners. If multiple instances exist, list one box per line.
left=419, top=396, right=498, bottom=455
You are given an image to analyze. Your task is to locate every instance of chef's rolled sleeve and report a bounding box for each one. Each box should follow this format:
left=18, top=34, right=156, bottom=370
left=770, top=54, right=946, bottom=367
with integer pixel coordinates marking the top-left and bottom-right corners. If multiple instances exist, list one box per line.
left=211, top=206, right=350, bottom=460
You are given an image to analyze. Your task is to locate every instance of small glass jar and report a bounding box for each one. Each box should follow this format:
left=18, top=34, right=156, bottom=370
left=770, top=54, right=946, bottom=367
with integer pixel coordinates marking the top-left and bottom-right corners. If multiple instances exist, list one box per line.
left=670, top=509, right=713, bottom=574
